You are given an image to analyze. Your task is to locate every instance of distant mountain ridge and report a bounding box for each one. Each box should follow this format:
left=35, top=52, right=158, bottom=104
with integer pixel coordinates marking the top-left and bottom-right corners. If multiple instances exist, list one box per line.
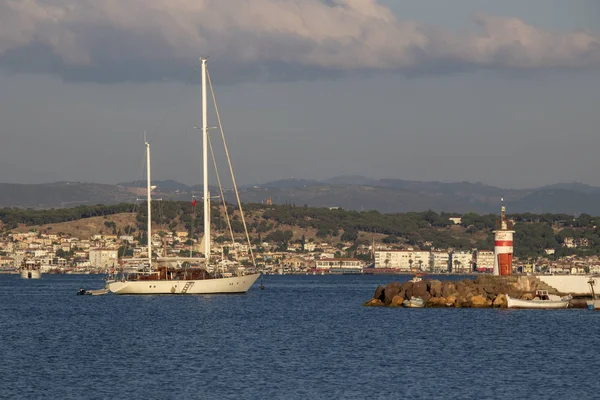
left=1, top=177, right=600, bottom=215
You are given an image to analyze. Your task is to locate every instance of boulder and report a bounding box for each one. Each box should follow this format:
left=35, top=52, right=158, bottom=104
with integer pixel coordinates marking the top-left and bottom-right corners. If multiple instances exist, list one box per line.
left=364, top=298, right=385, bottom=307
left=427, top=297, right=446, bottom=307
left=470, top=295, right=488, bottom=308
left=521, top=293, right=534, bottom=300
left=441, top=282, right=458, bottom=298
left=412, top=281, right=428, bottom=297
left=459, top=300, right=472, bottom=308
left=445, top=295, right=457, bottom=307
left=373, top=285, right=385, bottom=302
left=390, top=295, right=405, bottom=307
left=492, top=294, right=507, bottom=308
left=384, top=282, right=401, bottom=305
left=401, top=281, right=414, bottom=299
left=427, top=280, right=443, bottom=297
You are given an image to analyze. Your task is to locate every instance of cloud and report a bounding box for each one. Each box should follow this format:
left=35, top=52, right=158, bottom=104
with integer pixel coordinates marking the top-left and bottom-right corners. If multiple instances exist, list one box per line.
left=0, top=0, right=598, bottom=83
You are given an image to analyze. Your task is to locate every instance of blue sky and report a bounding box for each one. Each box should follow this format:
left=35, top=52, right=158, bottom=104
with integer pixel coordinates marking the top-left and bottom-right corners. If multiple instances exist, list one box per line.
left=0, top=1, right=598, bottom=189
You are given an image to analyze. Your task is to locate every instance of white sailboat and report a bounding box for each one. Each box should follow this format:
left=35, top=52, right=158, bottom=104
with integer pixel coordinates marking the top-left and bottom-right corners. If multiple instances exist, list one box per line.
left=107, top=58, right=260, bottom=295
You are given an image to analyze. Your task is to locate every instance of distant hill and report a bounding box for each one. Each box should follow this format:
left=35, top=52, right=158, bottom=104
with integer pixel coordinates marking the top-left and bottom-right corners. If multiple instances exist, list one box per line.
left=2, top=178, right=600, bottom=215
left=323, top=175, right=379, bottom=186
left=117, top=179, right=190, bottom=192
left=0, top=182, right=135, bottom=209
left=539, top=182, right=600, bottom=194
left=249, top=178, right=322, bottom=189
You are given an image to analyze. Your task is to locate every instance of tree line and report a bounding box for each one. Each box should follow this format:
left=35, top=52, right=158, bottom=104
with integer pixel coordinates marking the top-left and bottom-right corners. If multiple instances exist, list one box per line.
left=3, top=202, right=600, bottom=259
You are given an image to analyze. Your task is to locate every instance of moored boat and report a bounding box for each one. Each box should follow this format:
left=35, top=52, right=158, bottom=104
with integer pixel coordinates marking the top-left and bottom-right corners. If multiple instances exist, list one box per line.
left=506, top=290, right=571, bottom=309
left=106, top=58, right=260, bottom=295
left=403, top=297, right=425, bottom=308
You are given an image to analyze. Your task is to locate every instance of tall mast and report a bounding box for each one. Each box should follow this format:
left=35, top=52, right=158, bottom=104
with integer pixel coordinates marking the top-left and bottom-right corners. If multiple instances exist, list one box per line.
left=146, top=138, right=152, bottom=269
left=202, top=57, right=210, bottom=261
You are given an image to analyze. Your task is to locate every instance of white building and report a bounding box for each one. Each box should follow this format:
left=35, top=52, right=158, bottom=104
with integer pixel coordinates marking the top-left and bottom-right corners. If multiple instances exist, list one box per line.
left=430, top=251, right=450, bottom=272
left=476, top=250, right=495, bottom=272
left=88, top=248, right=118, bottom=269
left=316, top=258, right=363, bottom=270
left=375, top=250, right=411, bottom=270
left=451, top=251, right=473, bottom=273
left=374, top=250, right=428, bottom=271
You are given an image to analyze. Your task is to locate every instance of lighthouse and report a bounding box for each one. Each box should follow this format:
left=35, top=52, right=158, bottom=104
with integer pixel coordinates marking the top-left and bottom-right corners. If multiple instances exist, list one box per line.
left=493, top=198, right=514, bottom=276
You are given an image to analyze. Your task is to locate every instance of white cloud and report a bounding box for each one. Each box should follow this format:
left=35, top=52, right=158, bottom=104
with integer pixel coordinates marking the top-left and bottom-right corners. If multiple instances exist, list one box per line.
left=0, top=0, right=598, bottom=82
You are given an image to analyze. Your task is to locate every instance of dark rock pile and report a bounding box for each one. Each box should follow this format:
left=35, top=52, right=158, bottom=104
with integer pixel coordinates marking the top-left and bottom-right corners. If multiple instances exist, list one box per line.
left=364, top=275, right=586, bottom=308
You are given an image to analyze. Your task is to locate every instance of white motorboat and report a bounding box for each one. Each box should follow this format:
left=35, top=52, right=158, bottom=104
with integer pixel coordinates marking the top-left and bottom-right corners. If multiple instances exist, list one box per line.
left=506, top=290, right=571, bottom=309
left=403, top=297, right=425, bottom=308
left=106, top=58, right=260, bottom=295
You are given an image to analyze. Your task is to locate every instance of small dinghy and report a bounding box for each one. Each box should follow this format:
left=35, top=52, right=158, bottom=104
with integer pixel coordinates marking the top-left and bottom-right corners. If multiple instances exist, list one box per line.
left=77, top=288, right=109, bottom=296
left=403, top=297, right=425, bottom=308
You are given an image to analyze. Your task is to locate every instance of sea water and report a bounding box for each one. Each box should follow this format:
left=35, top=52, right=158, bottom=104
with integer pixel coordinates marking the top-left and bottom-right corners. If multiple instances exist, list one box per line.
left=1, top=274, right=599, bottom=399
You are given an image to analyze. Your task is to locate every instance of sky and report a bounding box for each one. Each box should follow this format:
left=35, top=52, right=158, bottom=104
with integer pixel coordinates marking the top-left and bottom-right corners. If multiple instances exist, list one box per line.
left=0, top=0, right=599, bottom=189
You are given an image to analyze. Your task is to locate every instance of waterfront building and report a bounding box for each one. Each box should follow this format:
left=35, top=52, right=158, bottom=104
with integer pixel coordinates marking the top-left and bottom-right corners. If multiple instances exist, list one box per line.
left=450, top=251, right=473, bottom=273
left=316, top=258, right=363, bottom=270
left=374, top=250, right=430, bottom=271
left=475, top=250, right=494, bottom=272
left=430, top=251, right=450, bottom=272
left=375, top=250, right=412, bottom=270
left=88, top=248, right=118, bottom=269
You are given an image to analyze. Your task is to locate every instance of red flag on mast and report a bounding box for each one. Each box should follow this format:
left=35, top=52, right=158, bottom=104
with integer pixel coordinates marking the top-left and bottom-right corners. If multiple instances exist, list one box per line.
left=191, top=198, right=197, bottom=207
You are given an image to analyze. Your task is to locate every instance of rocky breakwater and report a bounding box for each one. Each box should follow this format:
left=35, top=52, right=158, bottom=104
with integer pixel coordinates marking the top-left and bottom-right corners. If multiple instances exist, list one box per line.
left=364, top=275, right=588, bottom=308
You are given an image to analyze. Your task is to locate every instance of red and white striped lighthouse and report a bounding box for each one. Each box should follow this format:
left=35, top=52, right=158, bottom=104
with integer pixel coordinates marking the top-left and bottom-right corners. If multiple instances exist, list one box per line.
left=493, top=198, right=514, bottom=276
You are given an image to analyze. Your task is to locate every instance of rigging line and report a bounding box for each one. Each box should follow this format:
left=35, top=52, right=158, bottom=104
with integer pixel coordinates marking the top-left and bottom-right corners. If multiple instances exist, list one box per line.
left=207, top=69, right=257, bottom=270
left=207, top=134, right=239, bottom=267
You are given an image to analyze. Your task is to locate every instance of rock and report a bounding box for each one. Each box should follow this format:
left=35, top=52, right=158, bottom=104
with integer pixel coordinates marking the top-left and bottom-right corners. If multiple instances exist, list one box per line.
left=373, top=285, right=385, bottom=302
left=427, top=280, right=443, bottom=297
left=390, top=295, right=405, bottom=307
left=445, top=295, right=457, bottom=307
left=493, top=294, right=507, bottom=308
left=384, top=282, right=401, bottom=305
left=427, top=297, right=446, bottom=307
left=462, top=291, right=475, bottom=300
left=400, top=281, right=414, bottom=299
left=470, top=295, right=487, bottom=308
left=441, top=282, right=458, bottom=298
left=473, top=285, right=488, bottom=297
left=412, top=281, right=428, bottom=297
left=364, top=298, right=385, bottom=307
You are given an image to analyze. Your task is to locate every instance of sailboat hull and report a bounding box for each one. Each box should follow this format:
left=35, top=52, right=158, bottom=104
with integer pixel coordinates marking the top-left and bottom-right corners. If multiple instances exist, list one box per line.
left=107, top=273, right=260, bottom=295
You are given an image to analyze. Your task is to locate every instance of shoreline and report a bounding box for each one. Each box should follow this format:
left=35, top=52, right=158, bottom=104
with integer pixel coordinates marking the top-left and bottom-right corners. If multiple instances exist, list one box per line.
left=364, top=275, right=594, bottom=308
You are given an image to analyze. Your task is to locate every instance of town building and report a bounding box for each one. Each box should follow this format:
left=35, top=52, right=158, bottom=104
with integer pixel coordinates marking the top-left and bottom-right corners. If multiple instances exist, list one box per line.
left=451, top=251, right=473, bottom=273
left=89, top=248, right=119, bottom=269
left=475, top=250, right=495, bottom=272
left=430, top=251, right=450, bottom=272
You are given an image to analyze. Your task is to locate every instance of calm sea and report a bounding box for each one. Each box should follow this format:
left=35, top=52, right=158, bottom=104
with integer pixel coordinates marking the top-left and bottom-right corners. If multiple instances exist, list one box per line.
left=1, top=274, right=599, bottom=400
